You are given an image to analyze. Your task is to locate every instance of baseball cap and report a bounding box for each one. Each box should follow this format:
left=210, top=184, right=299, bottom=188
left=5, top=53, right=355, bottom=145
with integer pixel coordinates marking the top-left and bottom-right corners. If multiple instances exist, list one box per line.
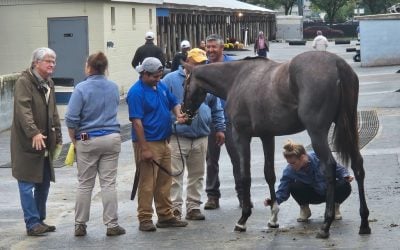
left=136, top=57, right=163, bottom=73
left=187, top=48, right=207, bottom=63
left=145, top=31, right=154, bottom=40
left=180, top=40, right=191, bottom=49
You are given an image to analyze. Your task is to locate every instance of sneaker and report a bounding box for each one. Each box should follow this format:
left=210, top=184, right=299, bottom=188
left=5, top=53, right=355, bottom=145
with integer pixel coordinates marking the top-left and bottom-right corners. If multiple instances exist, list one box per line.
left=335, top=203, right=342, bottom=220
left=156, top=217, right=188, bottom=228
left=74, top=224, right=87, bottom=236
left=204, top=197, right=219, bottom=210
left=297, top=204, right=311, bottom=222
left=139, top=220, right=156, bottom=232
left=185, top=209, right=205, bottom=220
left=173, top=210, right=182, bottom=220
left=41, top=222, right=56, bottom=232
left=106, top=225, right=126, bottom=236
left=27, top=223, right=48, bottom=236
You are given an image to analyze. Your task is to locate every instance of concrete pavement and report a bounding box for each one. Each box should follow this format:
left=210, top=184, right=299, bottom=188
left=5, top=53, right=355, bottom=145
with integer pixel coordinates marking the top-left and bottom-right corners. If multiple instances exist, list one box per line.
left=1, top=41, right=399, bottom=249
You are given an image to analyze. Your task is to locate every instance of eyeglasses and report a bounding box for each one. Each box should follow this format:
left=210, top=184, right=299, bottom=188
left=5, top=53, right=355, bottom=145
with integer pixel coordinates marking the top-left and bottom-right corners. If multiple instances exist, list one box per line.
left=41, top=59, right=56, bottom=65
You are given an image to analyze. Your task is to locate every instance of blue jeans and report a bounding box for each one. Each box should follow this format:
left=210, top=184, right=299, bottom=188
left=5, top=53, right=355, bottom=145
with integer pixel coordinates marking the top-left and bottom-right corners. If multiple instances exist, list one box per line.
left=18, top=158, right=51, bottom=230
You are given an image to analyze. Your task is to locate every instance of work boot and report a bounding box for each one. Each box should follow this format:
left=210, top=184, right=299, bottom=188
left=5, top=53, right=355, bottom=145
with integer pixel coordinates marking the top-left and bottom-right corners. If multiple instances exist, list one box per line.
left=297, top=204, right=311, bottom=222
left=106, top=225, right=126, bottom=236
left=74, top=224, right=87, bottom=236
left=41, top=222, right=56, bottom=232
left=185, top=209, right=205, bottom=220
left=173, top=210, right=182, bottom=220
left=139, top=220, right=156, bottom=232
left=156, top=217, right=188, bottom=228
left=335, top=203, right=342, bottom=220
left=204, top=197, right=219, bottom=210
left=27, top=223, right=48, bottom=236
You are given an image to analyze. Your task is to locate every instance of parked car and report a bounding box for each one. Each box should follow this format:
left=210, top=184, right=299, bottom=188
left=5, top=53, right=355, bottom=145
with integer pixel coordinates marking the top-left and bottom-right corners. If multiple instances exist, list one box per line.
left=303, top=26, right=344, bottom=39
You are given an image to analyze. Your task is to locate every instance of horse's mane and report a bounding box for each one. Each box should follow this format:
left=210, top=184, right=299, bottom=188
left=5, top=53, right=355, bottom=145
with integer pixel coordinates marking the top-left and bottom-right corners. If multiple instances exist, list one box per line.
left=241, top=56, right=270, bottom=61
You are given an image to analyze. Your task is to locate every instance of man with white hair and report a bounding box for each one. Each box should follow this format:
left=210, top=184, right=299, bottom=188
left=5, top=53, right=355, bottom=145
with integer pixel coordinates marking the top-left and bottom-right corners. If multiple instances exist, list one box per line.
left=11, top=47, right=63, bottom=236
left=131, top=31, right=165, bottom=69
left=171, top=40, right=191, bottom=71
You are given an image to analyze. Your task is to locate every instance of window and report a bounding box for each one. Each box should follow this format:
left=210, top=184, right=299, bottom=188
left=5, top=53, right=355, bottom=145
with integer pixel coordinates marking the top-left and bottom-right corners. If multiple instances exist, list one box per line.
left=132, top=8, right=136, bottom=30
left=149, top=9, right=153, bottom=29
left=111, top=7, right=116, bottom=30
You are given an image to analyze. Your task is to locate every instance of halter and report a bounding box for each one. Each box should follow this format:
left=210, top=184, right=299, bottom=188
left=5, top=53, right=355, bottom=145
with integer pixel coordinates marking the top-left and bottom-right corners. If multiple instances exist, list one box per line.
left=181, top=72, right=198, bottom=124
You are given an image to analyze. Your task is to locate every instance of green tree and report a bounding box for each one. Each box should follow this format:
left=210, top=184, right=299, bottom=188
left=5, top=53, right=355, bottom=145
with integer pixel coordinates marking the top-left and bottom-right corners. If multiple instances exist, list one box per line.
left=241, top=0, right=282, bottom=10
left=362, top=0, right=399, bottom=14
left=310, top=0, right=349, bottom=25
left=240, top=0, right=297, bottom=15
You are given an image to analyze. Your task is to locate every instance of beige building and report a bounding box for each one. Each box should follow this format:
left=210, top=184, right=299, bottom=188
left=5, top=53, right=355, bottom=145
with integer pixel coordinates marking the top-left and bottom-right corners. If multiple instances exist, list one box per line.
left=0, top=0, right=274, bottom=96
left=0, top=0, right=162, bottom=94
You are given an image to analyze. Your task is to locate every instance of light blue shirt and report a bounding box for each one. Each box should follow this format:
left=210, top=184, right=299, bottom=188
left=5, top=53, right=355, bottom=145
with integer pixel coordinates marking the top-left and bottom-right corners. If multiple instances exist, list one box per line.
left=207, top=54, right=234, bottom=123
left=65, top=75, right=120, bottom=136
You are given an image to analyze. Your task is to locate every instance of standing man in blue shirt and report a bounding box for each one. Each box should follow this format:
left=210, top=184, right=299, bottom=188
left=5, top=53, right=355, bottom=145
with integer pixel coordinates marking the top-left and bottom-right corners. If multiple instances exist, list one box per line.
left=163, top=48, right=225, bottom=221
left=127, top=57, right=188, bottom=232
left=203, top=34, right=244, bottom=209
left=264, top=140, right=353, bottom=224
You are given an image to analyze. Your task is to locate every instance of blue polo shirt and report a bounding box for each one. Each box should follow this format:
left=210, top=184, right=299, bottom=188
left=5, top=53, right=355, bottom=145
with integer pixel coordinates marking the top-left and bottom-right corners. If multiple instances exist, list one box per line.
left=126, top=78, right=178, bottom=141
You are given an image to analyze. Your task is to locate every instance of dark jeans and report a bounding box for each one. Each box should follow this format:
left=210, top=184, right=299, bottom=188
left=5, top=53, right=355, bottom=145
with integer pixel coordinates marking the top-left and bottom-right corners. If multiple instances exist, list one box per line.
left=290, top=179, right=352, bottom=206
left=206, top=122, right=242, bottom=200
left=18, top=158, right=51, bottom=230
left=257, top=48, right=268, bottom=57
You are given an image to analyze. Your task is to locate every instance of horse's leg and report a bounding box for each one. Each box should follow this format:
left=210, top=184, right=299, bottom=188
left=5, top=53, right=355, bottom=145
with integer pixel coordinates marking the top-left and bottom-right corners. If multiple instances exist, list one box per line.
left=260, top=136, right=279, bottom=228
left=308, top=130, right=336, bottom=239
left=351, top=151, right=371, bottom=235
left=232, top=130, right=252, bottom=232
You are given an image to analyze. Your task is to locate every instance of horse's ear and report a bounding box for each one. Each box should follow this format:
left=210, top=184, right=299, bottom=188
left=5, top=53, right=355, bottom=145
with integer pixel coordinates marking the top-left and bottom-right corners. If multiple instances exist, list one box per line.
left=182, top=61, right=194, bottom=73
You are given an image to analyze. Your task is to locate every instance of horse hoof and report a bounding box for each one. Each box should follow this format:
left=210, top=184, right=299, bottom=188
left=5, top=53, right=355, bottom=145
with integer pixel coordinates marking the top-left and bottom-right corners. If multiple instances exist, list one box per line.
left=359, top=226, right=371, bottom=235
left=267, top=222, right=279, bottom=228
left=316, top=230, right=330, bottom=239
left=234, top=223, right=247, bottom=232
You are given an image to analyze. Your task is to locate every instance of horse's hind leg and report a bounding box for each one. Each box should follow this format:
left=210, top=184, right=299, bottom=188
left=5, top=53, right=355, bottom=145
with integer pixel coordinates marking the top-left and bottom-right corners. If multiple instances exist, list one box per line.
left=308, top=131, right=337, bottom=239
left=232, top=130, right=252, bottom=232
left=351, top=152, right=371, bottom=234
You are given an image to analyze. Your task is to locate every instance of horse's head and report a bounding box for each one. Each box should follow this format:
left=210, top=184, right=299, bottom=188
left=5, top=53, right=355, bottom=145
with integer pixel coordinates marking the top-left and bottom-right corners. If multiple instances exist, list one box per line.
left=181, top=63, right=207, bottom=124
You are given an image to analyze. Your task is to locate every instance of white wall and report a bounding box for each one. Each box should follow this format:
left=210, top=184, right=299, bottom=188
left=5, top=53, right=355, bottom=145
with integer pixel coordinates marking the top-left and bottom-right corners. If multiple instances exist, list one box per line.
left=358, top=14, right=400, bottom=67
left=103, top=2, right=158, bottom=94
left=276, top=15, right=303, bottom=40
left=0, top=0, right=157, bottom=95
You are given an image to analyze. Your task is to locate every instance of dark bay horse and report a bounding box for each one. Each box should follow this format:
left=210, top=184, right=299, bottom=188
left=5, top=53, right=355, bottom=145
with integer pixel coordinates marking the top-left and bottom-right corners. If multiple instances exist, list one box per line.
left=181, top=51, right=371, bottom=238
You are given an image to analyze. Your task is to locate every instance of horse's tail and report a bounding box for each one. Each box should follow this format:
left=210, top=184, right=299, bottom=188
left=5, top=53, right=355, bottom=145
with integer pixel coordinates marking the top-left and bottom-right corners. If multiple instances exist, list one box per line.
left=333, top=58, right=360, bottom=165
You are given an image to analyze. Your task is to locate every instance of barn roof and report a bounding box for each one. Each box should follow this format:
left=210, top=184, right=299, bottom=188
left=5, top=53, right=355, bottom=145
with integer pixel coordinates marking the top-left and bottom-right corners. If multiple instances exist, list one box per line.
left=163, top=0, right=274, bottom=13
left=111, top=0, right=274, bottom=13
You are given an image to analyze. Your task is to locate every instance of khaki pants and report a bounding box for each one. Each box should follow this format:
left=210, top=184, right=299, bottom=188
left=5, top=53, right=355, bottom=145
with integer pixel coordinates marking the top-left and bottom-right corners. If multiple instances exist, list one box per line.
left=170, top=135, right=208, bottom=213
left=133, top=141, right=174, bottom=222
left=75, top=133, right=121, bottom=228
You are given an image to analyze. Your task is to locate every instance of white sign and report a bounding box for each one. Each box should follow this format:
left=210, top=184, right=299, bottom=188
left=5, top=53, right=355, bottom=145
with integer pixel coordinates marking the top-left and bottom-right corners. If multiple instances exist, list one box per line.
left=354, top=8, right=365, bottom=14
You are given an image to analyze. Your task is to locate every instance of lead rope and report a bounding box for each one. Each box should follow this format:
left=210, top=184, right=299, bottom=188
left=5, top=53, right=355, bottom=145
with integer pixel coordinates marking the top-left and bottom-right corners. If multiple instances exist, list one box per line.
left=151, top=123, right=184, bottom=177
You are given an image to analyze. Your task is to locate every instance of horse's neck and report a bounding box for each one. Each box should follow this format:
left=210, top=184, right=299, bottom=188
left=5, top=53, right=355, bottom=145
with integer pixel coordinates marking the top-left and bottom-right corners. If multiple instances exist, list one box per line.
left=196, top=64, right=236, bottom=99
